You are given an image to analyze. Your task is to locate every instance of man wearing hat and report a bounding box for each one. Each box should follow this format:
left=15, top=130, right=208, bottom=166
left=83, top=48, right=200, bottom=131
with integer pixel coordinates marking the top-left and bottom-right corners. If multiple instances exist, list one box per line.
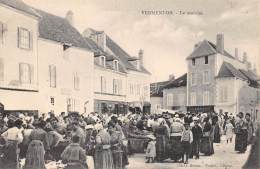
left=181, top=123, right=193, bottom=164
left=191, top=117, right=202, bottom=159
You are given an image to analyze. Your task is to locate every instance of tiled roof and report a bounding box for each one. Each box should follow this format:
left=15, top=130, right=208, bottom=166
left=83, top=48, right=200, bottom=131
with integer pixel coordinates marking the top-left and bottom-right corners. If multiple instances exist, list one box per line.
left=187, top=40, right=235, bottom=60
left=239, top=69, right=260, bottom=88
left=84, top=36, right=126, bottom=73
left=150, top=80, right=170, bottom=97
left=217, top=62, right=248, bottom=80
left=106, top=36, right=151, bottom=75
left=0, top=0, right=40, bottom=17
left=217, top=62, right=260, bottom=88
left=163, top=74, right=187, bottom=89
left=35, top=9, right=93, bottom=51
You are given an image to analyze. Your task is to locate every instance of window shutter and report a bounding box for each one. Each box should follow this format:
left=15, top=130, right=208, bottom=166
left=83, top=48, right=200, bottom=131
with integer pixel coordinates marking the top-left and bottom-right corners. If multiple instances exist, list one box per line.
left=0, top=22, right=3, bottom=40
left=17, top=28, right=20, bottom=48
left=30, top=64, right=34, bottom=84
left=19, top=63, right=23, bottom=83
left=0, top=58, right=3, bottom=81
left=29, top=31, right=33, bottom=50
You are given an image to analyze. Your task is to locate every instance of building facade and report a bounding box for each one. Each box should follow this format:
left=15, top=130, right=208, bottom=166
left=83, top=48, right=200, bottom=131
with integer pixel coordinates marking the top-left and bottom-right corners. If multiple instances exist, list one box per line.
left=83, top=28, right=151, bottom=114
left=151, top=34, right=260, bottom=120
left=0, top=1, right=95, bottom=115
left=163, top=74, right=187, bottom=112
left=0, top=0, right=40, bottom=114
left=186, top=34, right=260, bottom=117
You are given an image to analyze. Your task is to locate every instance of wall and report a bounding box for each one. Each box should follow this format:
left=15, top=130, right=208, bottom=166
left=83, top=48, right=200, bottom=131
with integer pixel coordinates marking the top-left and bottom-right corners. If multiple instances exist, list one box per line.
left=0, top=5, right=39, bottom=110
left=126, top=70, right=150, bottom=105
left=150, top=96, right=163, bottom=113
left=163, top=86, right=187, bottom=111
left=187, top=55, right=215, bottom=106
left=38, top=39, right=94, bottom=115
left=94, top=64, right=127, bottom=102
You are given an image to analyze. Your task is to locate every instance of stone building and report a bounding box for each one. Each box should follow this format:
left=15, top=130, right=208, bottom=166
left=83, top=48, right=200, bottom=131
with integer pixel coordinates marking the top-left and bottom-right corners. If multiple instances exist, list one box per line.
left=186, top=34, right=260, bottom=117
left=163, top=74, right=187, bottom=112
left=83, top=28, right=151, bottom=114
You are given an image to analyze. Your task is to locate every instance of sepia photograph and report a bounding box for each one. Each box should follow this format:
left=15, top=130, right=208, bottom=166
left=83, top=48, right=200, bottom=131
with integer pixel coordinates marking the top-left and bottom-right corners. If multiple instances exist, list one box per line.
left=0, top=0, right=259, bottom=169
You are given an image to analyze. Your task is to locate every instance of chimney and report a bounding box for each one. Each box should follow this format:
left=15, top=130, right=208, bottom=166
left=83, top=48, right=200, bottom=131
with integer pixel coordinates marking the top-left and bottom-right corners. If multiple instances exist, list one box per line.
left=96, top=31, right=106, bottom=51
left=242, top=52, right=248, bottom=63
left=169, top=74, right=175, bottom=81
left=234, top=48, right=239, bottom=59
left=138, top=49, right=144, bottom=65
left=216, top=33, right=224, bottom=54
left=66, top=10, right=74, bottom=26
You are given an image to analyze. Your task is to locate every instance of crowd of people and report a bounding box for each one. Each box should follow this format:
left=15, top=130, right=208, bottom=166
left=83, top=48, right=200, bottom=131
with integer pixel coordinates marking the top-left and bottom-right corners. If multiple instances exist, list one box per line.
left=0, top=109, right=258, bottom=169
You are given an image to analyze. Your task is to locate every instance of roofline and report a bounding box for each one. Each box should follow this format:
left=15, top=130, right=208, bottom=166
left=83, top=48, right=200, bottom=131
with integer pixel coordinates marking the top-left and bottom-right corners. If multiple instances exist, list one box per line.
left=0, top=3, right=40, bottom=20
left=38, top=37, right=94, bottom=53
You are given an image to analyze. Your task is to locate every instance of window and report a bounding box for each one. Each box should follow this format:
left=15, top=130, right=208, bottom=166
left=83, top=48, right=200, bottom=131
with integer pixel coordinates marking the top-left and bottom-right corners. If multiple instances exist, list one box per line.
left=136, top=84, right=141, bottom=95
left=203, top=71, right=209, bottom=84
left=203, top=91, right=210, bottom=105
left=0, top=58, right=3, bottom=81
left=49, top=65, right=56, bottom=88
left=113, top=60, right=119, bottom=71
left=99, top=56, right=106, bottom=67
left=113, top=79, right=119, bottom=95
left=18, top=27, right=31, bottom=49
left=19, top=63, right=33, bottom=84
left=220, top=86, right=228, bottom=102
left=167, top=94, right=173, bottom=106
left=178, top=93, right=185, bottom=105
left=192, top=58, right=196, bottom=66
left=130, top=84, right=134, bottom=94
left=0, top=22, right=3, bottom=44
left=136, top=60, right=141, bottom=70
left=205, top=56, right=208, bottom=64
left=190, top=92, right=196, bottom=106
left=67, top=98, right=78, bottom=112
left=144, top=86, right=149, bottom=96
left=101, top=76, right=106, bottom=93
left=191, top=73, right=196, bottom=86
left=74, top=72, right=80, bottom=90
left=50, top=97, right=55, bottom=106
left=118, top=79, right=122, bottom=95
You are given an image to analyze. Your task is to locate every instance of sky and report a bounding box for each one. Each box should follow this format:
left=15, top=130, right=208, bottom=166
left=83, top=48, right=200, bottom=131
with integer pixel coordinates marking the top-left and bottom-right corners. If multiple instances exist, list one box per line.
left=24, top=0, right=260, bottom=82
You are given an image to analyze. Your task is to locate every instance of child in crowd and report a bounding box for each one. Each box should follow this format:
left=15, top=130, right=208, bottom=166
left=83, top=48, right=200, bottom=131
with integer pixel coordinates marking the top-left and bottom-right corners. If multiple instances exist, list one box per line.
left=145, top=135, right=156, bottom=163
left=224, top=119, right=234, bottom=143
left=181, top=123, right=193, bottom=164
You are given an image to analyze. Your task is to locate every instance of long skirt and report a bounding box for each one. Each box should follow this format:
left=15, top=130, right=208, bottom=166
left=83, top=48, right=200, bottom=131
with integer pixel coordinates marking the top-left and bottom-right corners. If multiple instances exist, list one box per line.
left=169, top=136, right=183, bottom=161
left=0, top=140, right=19, bottom=169
left=235, top=129, right=248, bottom=152
left=200, top=137, right=213, bottom=155
left=112, top=150, right=123, bottom=169
left=23, top=140, right=46, bottom=169
left=156, top=135, right=168, bottom=162
left=94, top=149, right=114, bottom=169
left=214, top=125, right=221, bottom=143
left=121, top=145, right=129, bottom=167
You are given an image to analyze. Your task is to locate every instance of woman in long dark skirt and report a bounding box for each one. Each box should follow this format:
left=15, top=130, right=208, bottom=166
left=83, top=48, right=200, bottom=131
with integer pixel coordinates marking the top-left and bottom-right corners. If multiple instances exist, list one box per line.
left=235, top=112, right=248, bottom=153
left=169, top=118, right=184, bottom=162
left=200, top=117, right=213, bottom=156
left=154, top=118, right=169, bottom=162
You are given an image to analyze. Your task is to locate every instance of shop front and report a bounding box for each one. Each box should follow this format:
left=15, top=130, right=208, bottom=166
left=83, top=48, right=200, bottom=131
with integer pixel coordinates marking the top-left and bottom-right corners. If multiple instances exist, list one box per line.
left=187, top=105, right=215, bottom=114
left=94, top=100, right=128, bottom=115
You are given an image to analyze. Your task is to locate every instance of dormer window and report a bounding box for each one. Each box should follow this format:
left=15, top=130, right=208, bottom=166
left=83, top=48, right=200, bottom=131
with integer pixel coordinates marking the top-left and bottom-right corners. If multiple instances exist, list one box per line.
left=113, top=60, right=119, bottom=71
left=99, top=56, right=106, bottom=67
left=136, top=60, right=140, bottom=70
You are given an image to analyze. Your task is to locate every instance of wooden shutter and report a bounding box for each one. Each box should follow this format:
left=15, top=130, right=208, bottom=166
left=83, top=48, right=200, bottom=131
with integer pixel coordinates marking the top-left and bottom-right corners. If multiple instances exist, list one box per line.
left=29, top=31, right=33, bottom=50
left=0, top=22, right=3, bottom=40
left=0, top=58, right=3, bottom=81
left=30, top=64, right=34, bottom=84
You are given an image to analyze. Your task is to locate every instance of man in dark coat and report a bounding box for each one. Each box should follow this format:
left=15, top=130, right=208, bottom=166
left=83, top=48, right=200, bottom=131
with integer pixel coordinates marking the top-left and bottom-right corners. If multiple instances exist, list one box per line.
left=191, top=117, right=202, bottom=159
